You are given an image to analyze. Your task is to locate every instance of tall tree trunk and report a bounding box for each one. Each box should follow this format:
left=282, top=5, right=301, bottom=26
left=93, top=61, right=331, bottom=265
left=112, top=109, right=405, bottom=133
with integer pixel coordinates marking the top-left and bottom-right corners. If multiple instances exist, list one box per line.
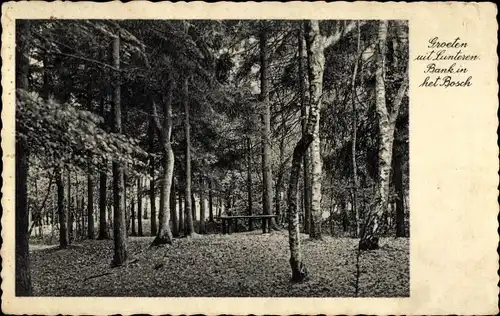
left=183, top=76, right=195, bottom=236
left=246, top=137, right=254, bottom=231
left=359, top=21, right=409, bottom=250
left=298, top=25, right=311, bottom=235
left=87, top=169, right=94, bottom=239
left=67, top=169, right=73, bottom=243
left=191, top=193, right=197, bottom=222
left=286, top=20, right=325, bottom=282
left=179, top=191, right=184, bottom=235
left=149, top=121, right=157, bottom=236
left=170, top=176, right=179, bottom=237
left=351, top=21, right=361, bottom=237
left=111, top=34, right=128, bottom=266
left=208, top=179, right=214, bottom=222
left=393, top=147, right=406, bottom=237
left=259, top=25, right=278, bottom=233
left=199, top=177, right=206, bottom=234
left=152, top=68, right=175, bottom=246
left=137, top=178, right=143, bottom=236
left=308, top=93, right=323, bottom=239
left=98, top=91, right=109, bottom=240
left=56, top=167, right=68, bottom=248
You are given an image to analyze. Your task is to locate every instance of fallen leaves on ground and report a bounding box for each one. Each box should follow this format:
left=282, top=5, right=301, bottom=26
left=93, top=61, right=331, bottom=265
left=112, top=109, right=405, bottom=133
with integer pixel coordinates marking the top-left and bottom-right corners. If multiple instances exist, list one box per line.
left=30, top=231, right=409, bottom=297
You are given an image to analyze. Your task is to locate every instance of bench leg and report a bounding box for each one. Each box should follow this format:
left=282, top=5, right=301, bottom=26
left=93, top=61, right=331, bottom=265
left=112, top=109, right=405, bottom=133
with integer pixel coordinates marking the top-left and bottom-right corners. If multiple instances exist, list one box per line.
left=235, top=218, right=239, bottom=233
left=222, top=219, right=226, bottom=234
left=228, top=219, right=232, bottom=234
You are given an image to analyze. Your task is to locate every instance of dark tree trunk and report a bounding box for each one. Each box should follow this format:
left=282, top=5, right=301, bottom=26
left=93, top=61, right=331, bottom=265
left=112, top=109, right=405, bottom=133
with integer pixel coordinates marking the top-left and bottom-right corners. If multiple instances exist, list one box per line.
left=179, top=191, right=184, bottom=235
left=351, top=21, right=361, bottom=238
left=259, top=25, right=278, bottom=233
left=98, top=91, right=109, bottom=240
left=98, top=167, right=108, bottom=239
left=191, top=193, right=197, bottom=222
left=393, top=147, right=406, bottom=237
left=111, top=34, right=128, bottom=266
left=171, top=176, right=179, bottom=237
left=67, top=169, right=73, bottom=243
left=137, top=178, right=143, bottom=236
left=246, top=137, right=254, bottom=231
left=87, top=169, right=95, bottom=239
left=298, top=24, right=311, bottom=236
left=199, top=177, right=206, bottom=234
left=183, top=76, right=195, bottom=236
left=208, top=179, right=214, bottom=222
left=15, top=24, right=32, bottom=293
left=149, top=120, right=157, bottom=236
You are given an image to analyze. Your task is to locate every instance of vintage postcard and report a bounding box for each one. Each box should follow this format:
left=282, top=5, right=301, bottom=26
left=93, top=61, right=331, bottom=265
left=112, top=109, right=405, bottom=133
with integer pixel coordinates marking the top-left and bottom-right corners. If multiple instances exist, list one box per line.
left=1, top=1, right=498, bottom=315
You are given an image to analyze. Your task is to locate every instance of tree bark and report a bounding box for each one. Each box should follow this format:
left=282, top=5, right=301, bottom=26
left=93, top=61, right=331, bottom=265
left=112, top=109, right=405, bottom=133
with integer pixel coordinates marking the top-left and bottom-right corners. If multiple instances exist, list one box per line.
left=191, top=193, right=197, bottom=222
left=259, top=24, right=278, bottom=233
left=359, top=21, right=409, bottom=250
left=298, top=25, right=311, bottom=235
left=199, top=177, right=206, bottom=234
left=246, top=137, right=254, bottom=231
left=67, top=169, right=73, bottom=243
left=183, top=76, right=195, bottom=236
left=208, top=179, right=214, bottom=222
left=137, top=178, right=143, bottom=236
left=111, top=34, right=128, bottom=266
left=393, top=146, right=406, bottom=237
left=179, top=191, right=185, bottom=234
left=152, top=68, right=175, bottom=246
left=87, top=169, right=94, bottom=239
left=308, top=28, right=324, bottom=240
left=286, top=20, right=325, bottom=282
left=351, top=21, right=361, bottom=237
left=171, top=176, right=179, bottom=237
left=149, top=120, right=157, bottom=236
left=97, top=91, right=109, bottom=240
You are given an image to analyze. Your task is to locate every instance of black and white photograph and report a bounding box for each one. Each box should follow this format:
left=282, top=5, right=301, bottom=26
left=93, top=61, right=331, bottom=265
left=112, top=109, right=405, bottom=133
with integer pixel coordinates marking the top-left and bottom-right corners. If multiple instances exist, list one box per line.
left=14, top=19, right=410, bottom=298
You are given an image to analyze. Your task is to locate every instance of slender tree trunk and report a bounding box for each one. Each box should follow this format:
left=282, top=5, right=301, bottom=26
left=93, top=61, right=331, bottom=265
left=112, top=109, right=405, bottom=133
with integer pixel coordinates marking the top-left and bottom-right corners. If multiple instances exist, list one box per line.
left=152, top=70, right=175, bottom=246
left=97, top=90, right=109, bottom=240
left=246, top=137, right=254, bottom=231
left=130, top=180, right=136, bottom=236
left=184, top=76, right=195, bottom=236
left=179, top=191, right=185, bottom=235
left=259, top=25, right=278, bottom=233
left=359, top=20, right=408, bottom=250
left=98, top=166, right=108, bottom=239
left=171, top=176, right=179, bottom=237
left=111, top=34, right=128, bottom=266
left=67, top=169, right=73, bottom=243
left=298, top=26, right=311, bottom=235
left=149, top=121, right=157, bottom=236
left=351, top=21, right=361, bottom=238
left=191, top=193, right=197, bottom=222
left=309, top=96, right=323, bottom=239
left=208, top=179, right=214, bottom=222
left=286, top=20, right=325, bottom=282
left=393, top=147, right=406, bottom=237
left=199, top=177, right=206, bottom=234
left=87, top=168, right=94, bottom=239
left=137, top=178, right=143, bottom=236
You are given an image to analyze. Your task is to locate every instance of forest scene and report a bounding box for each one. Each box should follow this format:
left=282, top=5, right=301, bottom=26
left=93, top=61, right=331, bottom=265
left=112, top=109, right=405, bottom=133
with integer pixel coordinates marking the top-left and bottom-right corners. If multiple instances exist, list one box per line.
left=15, top=19, right=409, bottom=297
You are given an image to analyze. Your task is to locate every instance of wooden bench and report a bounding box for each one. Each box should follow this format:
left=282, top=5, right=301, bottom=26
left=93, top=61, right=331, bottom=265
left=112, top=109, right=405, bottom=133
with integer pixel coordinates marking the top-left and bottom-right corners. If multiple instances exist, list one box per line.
left=219, top=215, right=278, bottom=234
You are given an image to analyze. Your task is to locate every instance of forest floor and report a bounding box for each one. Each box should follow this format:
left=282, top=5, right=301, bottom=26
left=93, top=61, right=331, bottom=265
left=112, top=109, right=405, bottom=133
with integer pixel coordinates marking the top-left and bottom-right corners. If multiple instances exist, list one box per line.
left=30, top=231, right=409, bottom=297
